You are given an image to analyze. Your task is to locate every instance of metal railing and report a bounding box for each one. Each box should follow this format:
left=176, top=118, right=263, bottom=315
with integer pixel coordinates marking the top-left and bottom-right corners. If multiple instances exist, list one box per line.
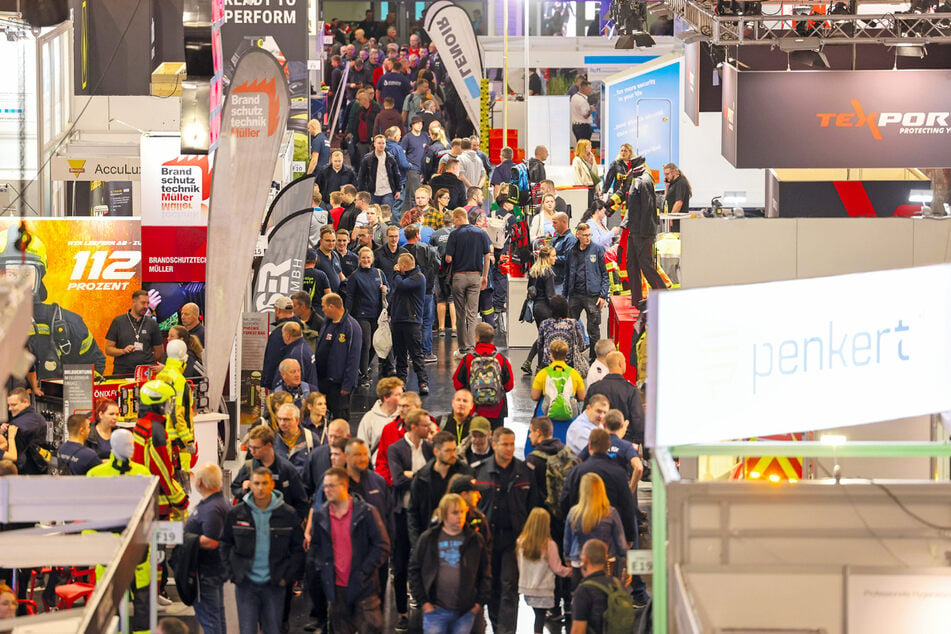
left=667, top=0, right=951, bottom=45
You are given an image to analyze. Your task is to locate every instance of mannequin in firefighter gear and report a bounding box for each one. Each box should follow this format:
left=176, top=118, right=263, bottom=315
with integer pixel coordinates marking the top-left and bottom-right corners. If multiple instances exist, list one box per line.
left=0, top=226, right=106, bottom=379
left=133, top=380, right=189, bottom=518
left=156, top=339, right=197, bottom=475
left=87, top=429, right=152, bottom=634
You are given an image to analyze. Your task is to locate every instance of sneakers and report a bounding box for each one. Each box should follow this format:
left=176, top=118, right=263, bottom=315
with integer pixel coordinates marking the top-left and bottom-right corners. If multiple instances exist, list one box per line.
left=424, top=354, right=438, bottom=364
left=395, top=614, right=410, bottom=631
left=520, top=360, right=534, bottom=375
left=419, top=383, right=430, bottom=395
left=156, top=593, right=173, bottom=606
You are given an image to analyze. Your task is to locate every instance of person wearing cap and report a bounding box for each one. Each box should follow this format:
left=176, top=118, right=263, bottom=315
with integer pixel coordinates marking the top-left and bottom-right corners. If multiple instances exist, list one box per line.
left=448, top=473, right=493, bottom=550
left=474, top=427, right=540, bottom=634
left=261, top=294, right=304, bottom=389
left=623, top=154, right=665, bottom=310
left=400, top=115, right=428, bottom=202
left=457, top=415, right=494, bottom=470
left=408, top=430, right=473, bottom=546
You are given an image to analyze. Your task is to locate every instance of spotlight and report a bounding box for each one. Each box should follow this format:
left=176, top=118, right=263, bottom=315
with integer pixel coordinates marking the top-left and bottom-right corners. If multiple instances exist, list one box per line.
left=789, top=49, right=830, bottom=67
left=780, top=38, right=830, bottom=68
left=676, top=29, right=710, bottom=44
left=895, top=44, right=927, bottom=57
left=615, top=32, right=655, bottom=48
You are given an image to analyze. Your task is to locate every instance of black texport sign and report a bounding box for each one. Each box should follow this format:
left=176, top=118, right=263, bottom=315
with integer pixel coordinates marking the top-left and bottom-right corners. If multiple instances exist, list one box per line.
left=721, top=67, right=951, bottom=168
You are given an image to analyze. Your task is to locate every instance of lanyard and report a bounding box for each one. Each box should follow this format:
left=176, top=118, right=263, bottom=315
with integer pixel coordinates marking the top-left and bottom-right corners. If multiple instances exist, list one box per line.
left=127, top=311, right=145, bottom=341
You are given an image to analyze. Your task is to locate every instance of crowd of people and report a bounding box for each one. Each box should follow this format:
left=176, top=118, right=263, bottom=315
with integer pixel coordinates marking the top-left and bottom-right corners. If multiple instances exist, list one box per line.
left=0, top=10, right=701, bottom=634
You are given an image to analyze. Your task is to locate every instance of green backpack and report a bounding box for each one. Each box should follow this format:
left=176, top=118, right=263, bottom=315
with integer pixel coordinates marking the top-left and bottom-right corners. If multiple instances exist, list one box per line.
left=530, top=445, right=581, bottom=519
left=542, top=364, right=579, bottom=420
left=580, top=575, right=637, bottom=634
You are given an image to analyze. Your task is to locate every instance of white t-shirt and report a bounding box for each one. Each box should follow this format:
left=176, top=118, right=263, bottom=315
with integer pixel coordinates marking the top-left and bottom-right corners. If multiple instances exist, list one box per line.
left=586, top=359, right=609, bottom=387
left=570, top=92, right=593, bottom=125
left=374, top=152, right=392, bottom=195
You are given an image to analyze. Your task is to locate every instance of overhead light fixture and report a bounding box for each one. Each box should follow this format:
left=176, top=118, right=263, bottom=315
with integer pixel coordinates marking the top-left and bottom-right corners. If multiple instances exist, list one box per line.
left=676, top=29, right=710, bottom=44
left=615, top=32, right=656, bottom=49
left=780, top=38, right=830, bottom=68
left=882, top=38, right=929, bottom=58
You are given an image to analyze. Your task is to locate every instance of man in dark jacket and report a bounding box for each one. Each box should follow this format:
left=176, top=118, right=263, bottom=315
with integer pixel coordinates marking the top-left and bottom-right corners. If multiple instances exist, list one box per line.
left=357, top=135, right=402, bottom=211
left=551, top=213, right=577, bottom=296
left=474, top=427, right=540, bottom=634
left=565, top=222, right=609, bottom=362
left=387, top=408, right=434, bottom=628
left=310, top=467, right=391, bottom=634
left=315, top=293, right=362, bottom=422
left=231, top=425, right=310, bottom=520
left=220, top=467, right=304, bottom=634
left=429, top=158, right=467, bottom=209
left=407, top=431, right=473, bottom=545
left=624, top=155, right=665, bottom=309
left=316, top=151, right=356, bottom=202
left=349, top=89, right=381, bottom=164
left=584, top=351, right=645, bottom=444
left=389, top=252, right=430, bottom=394
left=374, top=224, right=405, bottom=286
left=408, top=494, right=491, bottom=633
left=260, top=295, right=302, bottom=389
left=401, top=224, right=439, bottom=362
left=5, top=388, right=48, bottom=474
left=273, top=322, right=317, bottom=389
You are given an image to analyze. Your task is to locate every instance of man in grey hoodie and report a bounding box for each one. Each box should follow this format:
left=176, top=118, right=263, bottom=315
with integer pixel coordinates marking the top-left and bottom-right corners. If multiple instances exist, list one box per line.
left=221, top=467, right=304, bottom=634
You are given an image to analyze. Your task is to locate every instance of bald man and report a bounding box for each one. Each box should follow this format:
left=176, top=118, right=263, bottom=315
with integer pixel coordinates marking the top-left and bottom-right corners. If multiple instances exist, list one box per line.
left=180, top=302, right=204, bottom=345
left=274, top=322, right=317, bottom=389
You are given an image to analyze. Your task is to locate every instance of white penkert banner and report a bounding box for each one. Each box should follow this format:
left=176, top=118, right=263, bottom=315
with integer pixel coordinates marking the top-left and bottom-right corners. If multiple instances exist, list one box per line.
left=205, top=50, right=290, bottom=410
left=140, top=135, right=213, bottom=227
left=424, top=0, right=484, bottom=127
left=647, top=264, right=951, bottom=447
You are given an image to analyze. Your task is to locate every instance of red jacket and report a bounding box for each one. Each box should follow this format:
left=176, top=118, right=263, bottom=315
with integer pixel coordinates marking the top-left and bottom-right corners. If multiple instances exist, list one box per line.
left=374, top=417, right=406, bottom=485
left=452, top=343, right=514, bottom=420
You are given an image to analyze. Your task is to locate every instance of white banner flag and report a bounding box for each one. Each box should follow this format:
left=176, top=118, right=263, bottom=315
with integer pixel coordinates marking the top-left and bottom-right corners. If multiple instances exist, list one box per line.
left=424, top=1, right=485, bottom=128
left=205, top=50, right=290, bottom=410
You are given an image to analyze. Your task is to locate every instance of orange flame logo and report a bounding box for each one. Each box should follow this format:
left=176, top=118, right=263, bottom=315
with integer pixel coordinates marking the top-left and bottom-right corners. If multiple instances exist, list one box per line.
left=233, top=77, right=280, bottom=137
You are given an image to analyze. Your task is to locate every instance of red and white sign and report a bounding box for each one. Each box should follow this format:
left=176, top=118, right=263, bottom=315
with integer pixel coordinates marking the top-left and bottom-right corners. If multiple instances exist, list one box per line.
left=140, top=135, right=214, bottom=282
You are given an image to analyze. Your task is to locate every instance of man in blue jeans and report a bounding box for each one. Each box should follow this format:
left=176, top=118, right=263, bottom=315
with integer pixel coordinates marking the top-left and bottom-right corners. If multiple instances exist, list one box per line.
left=402, top=224, right=439, bottom=363
left=220, top=467, right=304, bottom=634
left=184, top=463, right=232, bottom=634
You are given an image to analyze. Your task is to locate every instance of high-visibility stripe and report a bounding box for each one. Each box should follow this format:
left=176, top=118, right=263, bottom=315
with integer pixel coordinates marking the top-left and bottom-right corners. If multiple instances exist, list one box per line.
left=80, top=332, right=94, bottom=354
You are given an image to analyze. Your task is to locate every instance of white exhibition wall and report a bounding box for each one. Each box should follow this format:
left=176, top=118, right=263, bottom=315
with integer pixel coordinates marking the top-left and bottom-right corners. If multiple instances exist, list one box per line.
left=678, top=110, right=766, bottom=209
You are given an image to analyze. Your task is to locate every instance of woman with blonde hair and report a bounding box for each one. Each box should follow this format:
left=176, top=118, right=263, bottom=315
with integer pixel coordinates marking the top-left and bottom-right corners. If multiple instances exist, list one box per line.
left=563, top=473, right=626, bottom=586
left=517, top=508, right=572, bottom=634
left=530, top=193, right=558, bottom=241
left=302, top=391, right=330, bottom=444
left=603, top=142, right=635, bottom=198
left=572, top=139, right=600, bottom=207
left=521, top=246, right=558, bottom=374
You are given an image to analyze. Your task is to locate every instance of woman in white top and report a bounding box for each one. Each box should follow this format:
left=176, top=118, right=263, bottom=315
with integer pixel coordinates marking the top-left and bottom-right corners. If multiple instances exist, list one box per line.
left=580, top=199, right=618, bottom=249
left=571, top=139, right=600, bottom=207
left=517, top=507, right=572, bottom=634
left=530, top=193, right=558, bottom=241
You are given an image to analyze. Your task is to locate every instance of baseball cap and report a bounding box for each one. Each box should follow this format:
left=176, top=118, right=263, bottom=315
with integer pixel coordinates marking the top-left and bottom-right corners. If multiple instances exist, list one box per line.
left=469, top=417, right=491, bottom=435
left=449, top=476, right=492, bottom=495
left=306, top=248, right=318, bottom=263
left=273, top=295, right=293, bottom=311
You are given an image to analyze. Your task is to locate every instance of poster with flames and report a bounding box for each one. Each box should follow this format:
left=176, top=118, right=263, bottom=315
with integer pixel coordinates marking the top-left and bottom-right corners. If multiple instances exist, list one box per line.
left=0, top=218, right=142, bottom=379
left=140, top=135, right=213, bottom=282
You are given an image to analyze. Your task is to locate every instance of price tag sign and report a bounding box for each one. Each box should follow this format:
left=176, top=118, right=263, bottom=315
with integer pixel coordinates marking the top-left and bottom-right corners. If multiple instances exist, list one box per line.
left=154, top=521, right=184, bottom=545
left=254, top=235, right=268, bottom=257
left=627, top=549, right=653, bottom=575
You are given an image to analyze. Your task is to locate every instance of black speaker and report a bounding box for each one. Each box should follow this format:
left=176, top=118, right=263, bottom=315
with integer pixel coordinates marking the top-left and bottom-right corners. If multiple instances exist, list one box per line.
left=615, top=35, right=635, bottom=49
left=21, top=0, right=69, bottom=27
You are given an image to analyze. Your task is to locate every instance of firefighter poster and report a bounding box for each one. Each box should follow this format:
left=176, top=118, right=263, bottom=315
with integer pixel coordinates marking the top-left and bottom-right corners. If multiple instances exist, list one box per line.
left=0, top=218, right=142, bottom=379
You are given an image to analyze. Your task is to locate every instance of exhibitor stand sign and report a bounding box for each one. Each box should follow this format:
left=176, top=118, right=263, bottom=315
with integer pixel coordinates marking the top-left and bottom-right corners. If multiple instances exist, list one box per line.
left=140, top=135, right=212, bottom=282
left=646, top=264, right=951, bottom=447
left=721, top=66, right=951, bottom=168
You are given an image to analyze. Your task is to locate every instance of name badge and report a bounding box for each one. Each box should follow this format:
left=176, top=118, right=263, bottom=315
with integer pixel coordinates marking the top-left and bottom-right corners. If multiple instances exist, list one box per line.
left=133, top=342, right=144, bottom=352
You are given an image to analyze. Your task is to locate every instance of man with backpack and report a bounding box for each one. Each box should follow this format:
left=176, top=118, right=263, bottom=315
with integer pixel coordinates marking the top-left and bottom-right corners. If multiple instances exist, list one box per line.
left=530, top=340, right=587, bottom=424
left=452, top=323, right=514, bottom=429
left=570, top=539, right=638, bottom=633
